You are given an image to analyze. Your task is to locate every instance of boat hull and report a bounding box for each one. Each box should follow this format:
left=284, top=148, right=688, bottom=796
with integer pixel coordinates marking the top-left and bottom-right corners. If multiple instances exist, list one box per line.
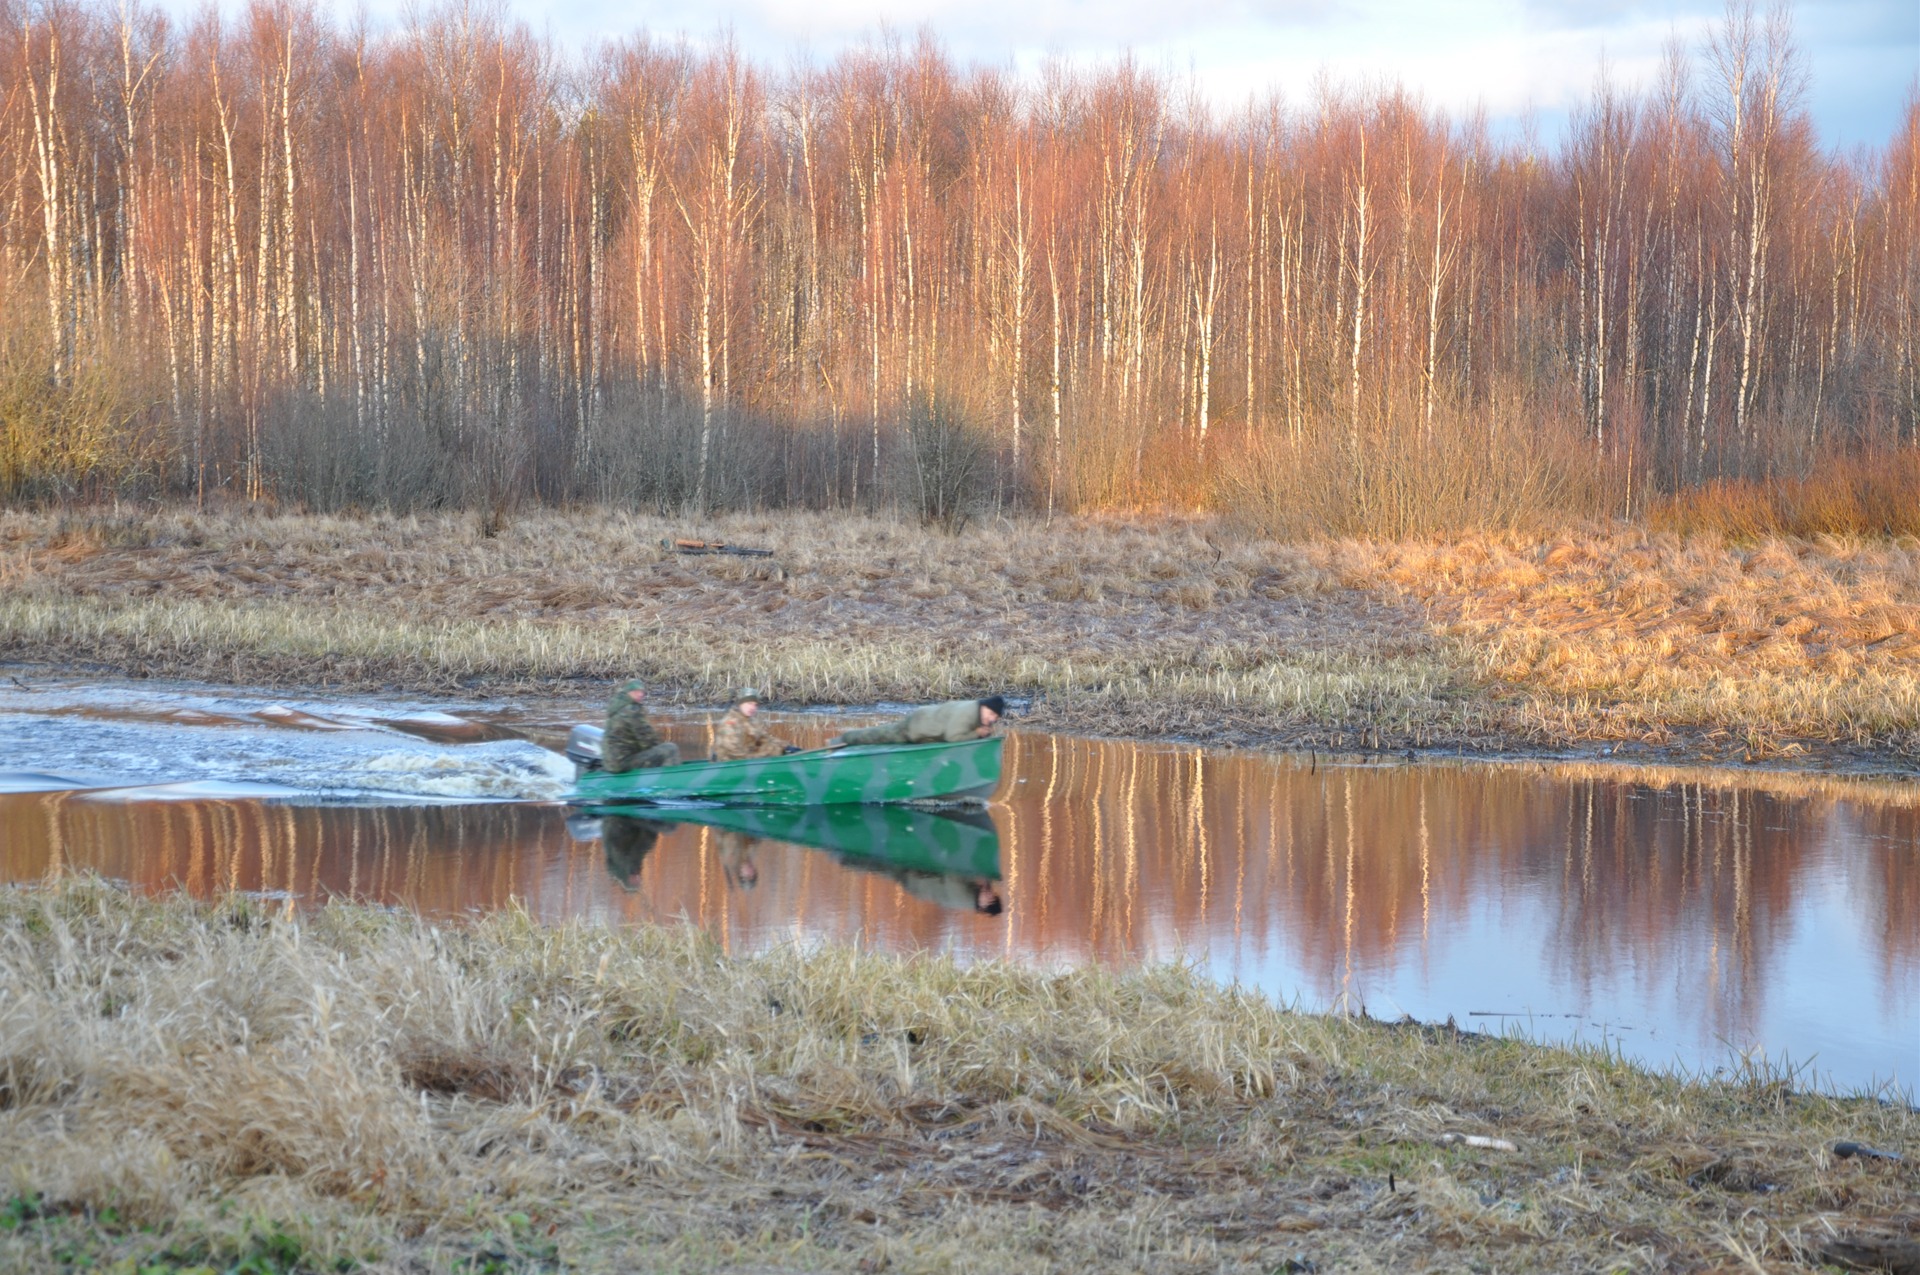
left=608, top=803, right=1002, bottom=879
left=568, top=735, right=1004, bottom=806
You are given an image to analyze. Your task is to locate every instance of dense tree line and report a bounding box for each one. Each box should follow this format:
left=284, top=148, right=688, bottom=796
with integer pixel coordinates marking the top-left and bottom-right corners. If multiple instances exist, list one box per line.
left=0, top=0, right=1913, bottom=526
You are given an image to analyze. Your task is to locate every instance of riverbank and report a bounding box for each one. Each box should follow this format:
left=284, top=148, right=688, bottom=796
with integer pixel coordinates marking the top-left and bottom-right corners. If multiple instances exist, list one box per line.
left=2, top=507, right=1916, bottom=770
left=1, top=881, right=1912, bottom=1274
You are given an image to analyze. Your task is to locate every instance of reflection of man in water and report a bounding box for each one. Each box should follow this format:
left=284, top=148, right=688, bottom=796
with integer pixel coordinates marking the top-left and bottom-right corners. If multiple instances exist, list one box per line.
left=602, top=815, right=666, bottom=890
left=717, top=829, right=761, bottom=889
left=875, top=867, right=1004, bottom=915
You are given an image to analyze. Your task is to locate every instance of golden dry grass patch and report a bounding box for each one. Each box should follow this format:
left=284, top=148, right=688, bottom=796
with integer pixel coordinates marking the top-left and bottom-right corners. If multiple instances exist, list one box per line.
left=0, top=881, right=1913, bottom=1273
left=1355, top=530, right=1920, bottom=752
left=1, top=507, right=1915, bottom=761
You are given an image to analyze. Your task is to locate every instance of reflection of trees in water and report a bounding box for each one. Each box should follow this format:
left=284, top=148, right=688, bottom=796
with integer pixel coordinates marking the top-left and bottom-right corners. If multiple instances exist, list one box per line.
left=990, top=735, right=1916, bottom=1032
left=1854, top=804, right=1920, bottom=1006
left=0, top=781, right=1009, bottom=951
left=2, top=734, right=1912, bottom=1034
left=0, top=798, right=578, bottom=908
left=1539, top=782, right=1806, bottom=1043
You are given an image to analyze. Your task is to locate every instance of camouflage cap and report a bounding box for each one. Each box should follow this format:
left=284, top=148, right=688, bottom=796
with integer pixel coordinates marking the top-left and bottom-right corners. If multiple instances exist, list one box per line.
left=619, top=679, right=647, bottom=694
left=737, top=686, right=760, bottom=701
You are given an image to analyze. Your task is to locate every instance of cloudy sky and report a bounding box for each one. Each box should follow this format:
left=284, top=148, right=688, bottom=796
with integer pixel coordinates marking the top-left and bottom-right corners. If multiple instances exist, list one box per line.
left=209, top=0, right=1920, bottom=149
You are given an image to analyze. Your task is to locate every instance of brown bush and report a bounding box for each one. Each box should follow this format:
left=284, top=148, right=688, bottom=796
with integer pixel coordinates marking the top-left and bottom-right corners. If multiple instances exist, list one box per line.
left=1213, top=392, right=1616, bottom=538
left=1651, top=451, right=1920, bottom=538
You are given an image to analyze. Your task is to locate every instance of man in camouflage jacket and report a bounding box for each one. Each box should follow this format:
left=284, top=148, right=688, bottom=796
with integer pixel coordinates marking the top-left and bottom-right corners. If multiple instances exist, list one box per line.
left=602, top=680, right=681, bottom=773
left=713, top=688, right=788, bottom=761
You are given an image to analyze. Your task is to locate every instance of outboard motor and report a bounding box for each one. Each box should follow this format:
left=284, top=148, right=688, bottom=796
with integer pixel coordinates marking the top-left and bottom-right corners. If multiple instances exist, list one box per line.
left=565, top=724, right=605, bottom=779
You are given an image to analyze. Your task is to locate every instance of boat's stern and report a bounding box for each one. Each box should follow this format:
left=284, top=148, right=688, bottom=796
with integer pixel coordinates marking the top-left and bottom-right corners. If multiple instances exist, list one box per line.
left=565, top=724, right=604, bottom=781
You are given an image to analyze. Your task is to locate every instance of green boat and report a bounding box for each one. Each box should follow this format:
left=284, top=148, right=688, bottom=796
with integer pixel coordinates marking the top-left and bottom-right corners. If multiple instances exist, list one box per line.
left=564, top=726, right=1004, bottom=806
left=618, top=802, right=1002, bottom=881
left=574, top=801, right=1004, bottom=910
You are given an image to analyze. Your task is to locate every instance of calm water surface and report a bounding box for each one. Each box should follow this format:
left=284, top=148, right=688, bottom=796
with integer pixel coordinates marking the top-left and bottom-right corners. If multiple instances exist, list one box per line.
left=2, top=681, right=1914, bottom=1094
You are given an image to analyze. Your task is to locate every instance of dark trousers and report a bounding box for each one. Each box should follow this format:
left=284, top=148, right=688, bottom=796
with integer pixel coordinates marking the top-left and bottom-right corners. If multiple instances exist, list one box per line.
left=606, top=740, right=681, bottom=773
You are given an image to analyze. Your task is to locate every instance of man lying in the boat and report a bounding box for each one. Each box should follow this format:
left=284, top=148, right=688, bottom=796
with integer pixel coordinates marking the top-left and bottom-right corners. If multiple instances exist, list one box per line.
left=828, top=696, right=1006, bottom=748
left=602, top=679, right=681, bottom=773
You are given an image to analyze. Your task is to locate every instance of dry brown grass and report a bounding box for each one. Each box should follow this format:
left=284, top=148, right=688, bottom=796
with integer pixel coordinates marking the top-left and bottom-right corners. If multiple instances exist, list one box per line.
left=1, top=880, right=1912, bottom=1274
left=1, top=507, right=1915, bottom=765
left=1536, top=755, right=1920, bottom=810
left=1650, top=451, right=1920, bottom=540
left=1361, top=531, right=1920, bottom=758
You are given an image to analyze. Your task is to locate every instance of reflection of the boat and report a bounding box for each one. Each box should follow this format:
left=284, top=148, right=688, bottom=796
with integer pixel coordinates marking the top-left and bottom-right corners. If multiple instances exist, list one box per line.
left=580, top=804, right=1004, bottom=913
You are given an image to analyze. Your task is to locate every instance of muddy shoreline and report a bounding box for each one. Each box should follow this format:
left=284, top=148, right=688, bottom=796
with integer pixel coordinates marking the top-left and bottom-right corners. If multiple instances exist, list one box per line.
left=4, top=508, right=1916, bottom=778
left=6, top=652, right=1916, bottom=788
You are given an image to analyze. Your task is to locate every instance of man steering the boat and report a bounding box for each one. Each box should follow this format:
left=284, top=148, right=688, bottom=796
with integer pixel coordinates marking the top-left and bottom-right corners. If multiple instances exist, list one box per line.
left=602, top=679, right=681, bottom=772
left=830, top=696, right=1006, bottom=747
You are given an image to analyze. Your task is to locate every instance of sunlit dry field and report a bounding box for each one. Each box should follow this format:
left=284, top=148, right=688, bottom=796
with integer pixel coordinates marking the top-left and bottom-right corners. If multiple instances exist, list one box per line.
left=1, top=882, right=1913, bottom=1274
left=1, top=506, right=1916, bottom=765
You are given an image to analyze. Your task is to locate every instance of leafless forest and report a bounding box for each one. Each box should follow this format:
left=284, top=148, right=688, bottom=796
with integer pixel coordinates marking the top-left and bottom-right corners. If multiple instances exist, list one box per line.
left=0, top=0, right=1914, bottom=530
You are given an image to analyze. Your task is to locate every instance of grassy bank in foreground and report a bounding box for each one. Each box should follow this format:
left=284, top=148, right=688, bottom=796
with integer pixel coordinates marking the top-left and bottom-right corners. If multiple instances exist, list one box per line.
left=2, top=507, right=1917, bottom=766
left=1, top=882, right=1913, bottom=1274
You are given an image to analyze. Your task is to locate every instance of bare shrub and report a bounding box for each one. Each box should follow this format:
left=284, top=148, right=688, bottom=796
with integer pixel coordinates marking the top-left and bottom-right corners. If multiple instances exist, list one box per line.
left=1650, top=449, right=1920, bottom=538
left=0, top=306, right=156, bottom=501
left=1217, top=391, right=1614, bottom=537
left=899, top=390, right=993, bottom=530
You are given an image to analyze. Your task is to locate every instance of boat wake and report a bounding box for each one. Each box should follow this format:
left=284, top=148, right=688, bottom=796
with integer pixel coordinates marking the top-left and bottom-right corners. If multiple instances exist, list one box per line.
left=0, top=682, right=573, bottom=803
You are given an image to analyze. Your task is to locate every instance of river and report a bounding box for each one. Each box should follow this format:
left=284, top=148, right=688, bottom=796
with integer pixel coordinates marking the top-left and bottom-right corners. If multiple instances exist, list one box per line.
left=1, top=678, right=1913, bottom=1095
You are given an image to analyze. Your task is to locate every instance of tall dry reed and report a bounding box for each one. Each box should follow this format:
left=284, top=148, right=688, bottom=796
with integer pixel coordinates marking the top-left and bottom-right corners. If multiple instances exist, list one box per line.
left=3, top=507, right=1915, bottom=761
left=1, top=881, right=1912, bottom=1273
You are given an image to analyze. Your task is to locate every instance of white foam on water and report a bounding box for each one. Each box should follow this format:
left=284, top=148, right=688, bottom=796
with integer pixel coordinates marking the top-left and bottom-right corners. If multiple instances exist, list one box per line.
left=257, top=704, right=364, bottom=730
left=386, top=711, right=471, bottom=727
left=79, top=779, right=312, bottom=803
left=0, top=682, right=575, bottom=803
left=0, top=771, right=103, bottom=794
left=3, top=681, right=517, bottom=732
left=346, top=746, right=575, bottom=800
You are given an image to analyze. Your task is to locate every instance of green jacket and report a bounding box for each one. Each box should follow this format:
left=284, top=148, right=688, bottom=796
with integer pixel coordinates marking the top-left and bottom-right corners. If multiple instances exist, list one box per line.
left=839, top=699, right=986, bottom=746
left=603, top=695, right=665, bottom=772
